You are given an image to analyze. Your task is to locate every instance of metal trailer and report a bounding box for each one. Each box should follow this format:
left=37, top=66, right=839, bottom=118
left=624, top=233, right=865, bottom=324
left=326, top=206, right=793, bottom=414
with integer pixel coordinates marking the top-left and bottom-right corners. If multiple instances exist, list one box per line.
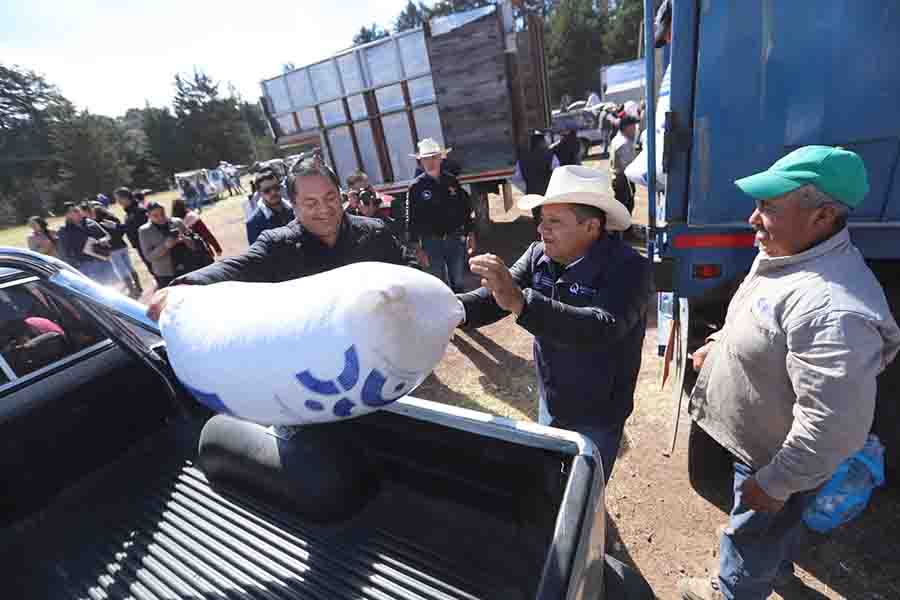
left=600, top=58, right=646, bottom=107
left=258, top=2, right=550, bottom=231
left=643, top=0, right=900, bottom=479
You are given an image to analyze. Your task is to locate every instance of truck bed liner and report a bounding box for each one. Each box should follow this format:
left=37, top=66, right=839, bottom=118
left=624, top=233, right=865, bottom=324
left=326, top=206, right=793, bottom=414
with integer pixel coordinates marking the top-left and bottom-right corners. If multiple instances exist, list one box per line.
left=6, top=421, right=535, bottom=599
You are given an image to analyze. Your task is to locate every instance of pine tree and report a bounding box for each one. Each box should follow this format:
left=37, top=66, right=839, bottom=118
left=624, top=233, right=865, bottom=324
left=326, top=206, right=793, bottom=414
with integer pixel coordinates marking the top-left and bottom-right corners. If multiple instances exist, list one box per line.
left=602, top=0, right=644, bottom=64
left=353, top=24, right=390, bottom=46
left=394, top=1, right=430, bottom=32
left=55, top=112, right=132, bottom=199
left=546, top=0, right=607, bottom=103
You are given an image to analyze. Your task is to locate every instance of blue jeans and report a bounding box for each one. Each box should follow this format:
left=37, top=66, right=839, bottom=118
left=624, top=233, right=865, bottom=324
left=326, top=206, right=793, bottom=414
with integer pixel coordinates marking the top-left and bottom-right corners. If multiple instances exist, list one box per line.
left=718, top=461, right=816, bottom=599
left=550, top=417, right=625, bottom=484
left=109, top=248, right=134, bottom=281
left=423, top=237, right=467, bottom=293
left=80, top=259, right=119, bottom=286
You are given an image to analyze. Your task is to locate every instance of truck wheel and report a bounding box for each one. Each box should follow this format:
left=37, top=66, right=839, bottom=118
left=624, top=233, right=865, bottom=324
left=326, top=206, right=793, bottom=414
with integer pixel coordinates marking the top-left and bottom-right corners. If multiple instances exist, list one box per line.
left=602, top=554, right=654, bottom=600
left=579, top=139, right=592, bottom=161
left=868, top=261, right=900, bottom=485
left=688, top=420, right=733, bottom=507
left=473, top=190, right=491, bottom=237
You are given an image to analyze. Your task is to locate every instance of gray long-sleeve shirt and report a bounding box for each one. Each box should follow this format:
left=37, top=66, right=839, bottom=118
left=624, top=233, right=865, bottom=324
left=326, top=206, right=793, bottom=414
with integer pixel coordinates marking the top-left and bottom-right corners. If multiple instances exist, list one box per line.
left=690, top=228, right=900, bottom=501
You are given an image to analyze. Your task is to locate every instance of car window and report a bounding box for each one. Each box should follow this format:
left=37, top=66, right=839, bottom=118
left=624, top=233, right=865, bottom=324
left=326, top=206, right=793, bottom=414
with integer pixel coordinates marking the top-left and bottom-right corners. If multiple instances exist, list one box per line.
left=0, top=281, right=105, bottom=379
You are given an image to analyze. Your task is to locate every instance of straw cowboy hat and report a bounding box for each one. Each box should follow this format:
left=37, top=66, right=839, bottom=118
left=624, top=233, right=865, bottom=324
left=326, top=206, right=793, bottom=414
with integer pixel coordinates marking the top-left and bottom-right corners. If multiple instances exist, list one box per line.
left=518, top=165, right=632, bottom=231
left=411, top=138, right=452, bottom=159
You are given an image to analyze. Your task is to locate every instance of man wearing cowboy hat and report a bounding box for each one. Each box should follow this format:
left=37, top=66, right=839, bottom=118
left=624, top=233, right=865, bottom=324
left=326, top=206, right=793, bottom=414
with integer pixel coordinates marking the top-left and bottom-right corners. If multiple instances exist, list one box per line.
left=458, top=165, right=653, bottom=482
left=610, top=114, right=640, bottom=215
left=406, top=138, right=476, bottom=293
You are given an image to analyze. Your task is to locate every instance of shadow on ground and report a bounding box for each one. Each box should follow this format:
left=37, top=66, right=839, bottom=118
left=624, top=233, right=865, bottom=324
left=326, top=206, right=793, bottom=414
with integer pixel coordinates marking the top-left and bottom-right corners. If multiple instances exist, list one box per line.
left=689, top=420, right=900, bottom=600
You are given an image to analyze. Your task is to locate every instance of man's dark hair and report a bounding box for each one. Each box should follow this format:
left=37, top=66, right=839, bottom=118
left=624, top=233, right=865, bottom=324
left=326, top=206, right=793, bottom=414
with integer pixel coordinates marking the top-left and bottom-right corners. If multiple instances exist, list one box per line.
left=287, top=157, right=341, bottom=199
left=145, top=201, right=164, bottom=213
left=254, top=169, right=278, bottom=188
left=114, top=186, right=132, bottom=200
left=571, top=204, right=607, bottom=229
left=62, top=202, right=79, bottom=213
left=346, top=170, right=369, bottom=190
left=530, top=131, right=547, bottom=152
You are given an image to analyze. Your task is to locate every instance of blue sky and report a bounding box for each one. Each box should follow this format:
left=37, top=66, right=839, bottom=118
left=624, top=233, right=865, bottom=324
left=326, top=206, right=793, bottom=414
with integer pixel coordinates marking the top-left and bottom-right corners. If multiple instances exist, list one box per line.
left=2, top=0, right=419, bottom=116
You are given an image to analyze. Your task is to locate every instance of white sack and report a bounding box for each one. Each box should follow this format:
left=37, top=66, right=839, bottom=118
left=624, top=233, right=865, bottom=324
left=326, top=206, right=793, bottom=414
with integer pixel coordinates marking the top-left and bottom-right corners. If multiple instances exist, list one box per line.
left=625, top=63, right=671, bottom=190
left=160, top=262, right=463, bottom=425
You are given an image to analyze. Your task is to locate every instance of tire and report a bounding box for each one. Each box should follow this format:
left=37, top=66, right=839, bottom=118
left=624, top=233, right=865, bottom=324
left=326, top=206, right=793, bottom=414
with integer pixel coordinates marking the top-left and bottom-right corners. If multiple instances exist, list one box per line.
left=867, top=261, right=900, bottom=485
left=603, top=554, right=654, bottom=600
left=579, top=139, right=592, bottom=161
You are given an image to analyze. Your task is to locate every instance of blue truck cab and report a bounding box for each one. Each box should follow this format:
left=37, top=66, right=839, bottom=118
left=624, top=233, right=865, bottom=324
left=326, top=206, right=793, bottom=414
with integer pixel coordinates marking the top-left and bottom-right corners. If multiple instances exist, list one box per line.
left=648, top=1, right=900, bottom=477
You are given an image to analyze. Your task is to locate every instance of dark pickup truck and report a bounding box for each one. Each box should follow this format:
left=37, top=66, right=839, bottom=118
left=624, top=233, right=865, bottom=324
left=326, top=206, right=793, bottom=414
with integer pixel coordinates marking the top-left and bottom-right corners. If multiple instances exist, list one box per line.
left=0, top=249, right=652, bottom=600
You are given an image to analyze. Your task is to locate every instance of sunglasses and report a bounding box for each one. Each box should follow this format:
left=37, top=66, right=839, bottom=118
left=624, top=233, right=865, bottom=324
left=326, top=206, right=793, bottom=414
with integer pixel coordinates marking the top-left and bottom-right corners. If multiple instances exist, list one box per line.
left=260, top=185, right=279, bottom=194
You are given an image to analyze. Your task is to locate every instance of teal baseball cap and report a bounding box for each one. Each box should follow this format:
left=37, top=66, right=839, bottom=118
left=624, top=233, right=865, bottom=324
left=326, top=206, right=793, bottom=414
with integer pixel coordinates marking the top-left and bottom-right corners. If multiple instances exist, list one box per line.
left=734, top=145, right=869, bottom=208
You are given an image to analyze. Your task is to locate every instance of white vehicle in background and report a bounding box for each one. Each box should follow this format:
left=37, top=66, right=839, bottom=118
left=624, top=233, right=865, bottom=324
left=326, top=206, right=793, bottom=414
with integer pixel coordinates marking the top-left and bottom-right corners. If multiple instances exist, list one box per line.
left=174, top=169, right=223, bottom=204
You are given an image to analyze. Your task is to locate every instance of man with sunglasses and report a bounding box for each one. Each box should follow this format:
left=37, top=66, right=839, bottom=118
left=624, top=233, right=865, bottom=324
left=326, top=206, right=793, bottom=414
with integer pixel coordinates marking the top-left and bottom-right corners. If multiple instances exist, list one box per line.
left=246, top=171, right=294, bottom=245
left=147, top=158, right=407, bottom=320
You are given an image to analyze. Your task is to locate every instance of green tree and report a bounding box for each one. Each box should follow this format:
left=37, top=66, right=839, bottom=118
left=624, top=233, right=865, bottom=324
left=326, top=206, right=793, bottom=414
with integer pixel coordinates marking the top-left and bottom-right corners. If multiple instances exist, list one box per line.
left=0, top=63, right=74, bottom=222
left=353, top=24, right=389, bottom=46
left=546, top=0, right=607, bottom=103
left=394, top=1, right=430, bottom=32
left=602, top=0, right=645, bottom=64
left=428, top=0, right=494, bottom=18
left=55, top=111, right=132, bottom=200
left=142, top=106, right=184, bottom=185
left=172, top=70, right=254, bottom=169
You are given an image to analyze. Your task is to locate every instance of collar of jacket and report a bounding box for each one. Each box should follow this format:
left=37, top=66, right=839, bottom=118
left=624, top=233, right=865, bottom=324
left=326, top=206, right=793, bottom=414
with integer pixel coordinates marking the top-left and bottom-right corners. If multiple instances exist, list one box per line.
left=536, top=236, right=616, bottom=282
left=257, top=197, right=292, bottom=219
left=755, top=227, right=851, bottom=274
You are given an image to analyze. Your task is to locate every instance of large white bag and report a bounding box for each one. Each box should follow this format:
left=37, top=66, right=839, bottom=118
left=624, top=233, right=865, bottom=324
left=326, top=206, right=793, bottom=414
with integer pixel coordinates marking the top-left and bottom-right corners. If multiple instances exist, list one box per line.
left=160, top=262, right=463, bottom=425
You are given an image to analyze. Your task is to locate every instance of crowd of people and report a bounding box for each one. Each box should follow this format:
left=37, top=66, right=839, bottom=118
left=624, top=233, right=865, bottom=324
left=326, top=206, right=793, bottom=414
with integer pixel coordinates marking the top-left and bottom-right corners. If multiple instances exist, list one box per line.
left=23, top=61, right=898, bottom=600
left=141, top=121, right=899, bottom=600
left=26, top=185, right=222, bottom=297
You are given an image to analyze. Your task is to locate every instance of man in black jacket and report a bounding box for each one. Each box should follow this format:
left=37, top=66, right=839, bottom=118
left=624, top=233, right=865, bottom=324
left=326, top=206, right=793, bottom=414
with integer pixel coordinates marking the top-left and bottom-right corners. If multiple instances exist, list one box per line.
left=246, top=170, right=294, bottom=245
left=57, top=202, right=118, bottom=286
left=406, top=138, right=475, bottom=293
left=114, top=187, right=152, bottom=273
left=147, top=158, right=405, bottom=319
left=458, top=166, right=652, bottom=482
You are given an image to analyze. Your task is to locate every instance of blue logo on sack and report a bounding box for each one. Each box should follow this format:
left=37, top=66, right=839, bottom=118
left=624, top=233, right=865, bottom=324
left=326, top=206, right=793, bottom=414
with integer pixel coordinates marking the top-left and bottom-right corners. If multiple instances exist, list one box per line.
left=295, top=345, right=410, bottom=417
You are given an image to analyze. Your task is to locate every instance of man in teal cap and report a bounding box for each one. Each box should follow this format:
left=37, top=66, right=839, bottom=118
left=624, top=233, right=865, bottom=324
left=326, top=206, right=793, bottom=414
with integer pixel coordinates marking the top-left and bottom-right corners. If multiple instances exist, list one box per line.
left=680, top=146, right=900, bottom=600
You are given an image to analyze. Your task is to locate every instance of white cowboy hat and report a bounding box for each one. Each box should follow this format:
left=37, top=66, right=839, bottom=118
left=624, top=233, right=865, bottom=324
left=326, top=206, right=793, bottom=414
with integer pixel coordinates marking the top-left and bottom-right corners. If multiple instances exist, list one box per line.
left=411, top=138, right=452, bottom=159
left=518, top=165, right=632, bottom=231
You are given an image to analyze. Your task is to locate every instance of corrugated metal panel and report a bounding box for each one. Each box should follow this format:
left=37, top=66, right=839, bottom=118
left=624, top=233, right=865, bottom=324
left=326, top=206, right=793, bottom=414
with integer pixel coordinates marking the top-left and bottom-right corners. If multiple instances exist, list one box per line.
left=9, top=452, right=513, bottom=600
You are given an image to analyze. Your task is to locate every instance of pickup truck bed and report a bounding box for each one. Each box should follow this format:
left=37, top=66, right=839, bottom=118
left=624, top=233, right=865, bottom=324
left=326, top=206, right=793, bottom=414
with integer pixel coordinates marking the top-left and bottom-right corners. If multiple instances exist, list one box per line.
left=6, top=416, right=553, bottom=600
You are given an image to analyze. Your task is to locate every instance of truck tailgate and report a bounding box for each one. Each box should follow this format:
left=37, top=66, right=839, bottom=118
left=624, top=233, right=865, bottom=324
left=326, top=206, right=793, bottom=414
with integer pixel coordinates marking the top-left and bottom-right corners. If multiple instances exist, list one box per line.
left=6, top=421, right=532, bottom=599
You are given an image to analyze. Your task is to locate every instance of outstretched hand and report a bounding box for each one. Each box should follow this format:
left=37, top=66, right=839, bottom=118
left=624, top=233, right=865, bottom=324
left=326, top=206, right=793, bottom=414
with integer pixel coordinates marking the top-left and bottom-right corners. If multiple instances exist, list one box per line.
left=146, top=288, right=170, bottom=322
left=468, top=253, right=524, bottom=316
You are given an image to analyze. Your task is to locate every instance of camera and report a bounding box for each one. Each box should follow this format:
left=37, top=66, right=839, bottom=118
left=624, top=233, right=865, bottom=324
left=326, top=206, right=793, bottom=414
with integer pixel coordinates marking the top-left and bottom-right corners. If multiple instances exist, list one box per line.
left=165, top=225, right=181, bottom=239
left=359, top=189, right=377, bottom=206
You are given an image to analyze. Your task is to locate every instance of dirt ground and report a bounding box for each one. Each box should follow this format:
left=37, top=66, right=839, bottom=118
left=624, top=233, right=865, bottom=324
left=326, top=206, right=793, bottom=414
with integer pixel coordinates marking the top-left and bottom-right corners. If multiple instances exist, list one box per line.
left=32, top=164, right=900, bottom=599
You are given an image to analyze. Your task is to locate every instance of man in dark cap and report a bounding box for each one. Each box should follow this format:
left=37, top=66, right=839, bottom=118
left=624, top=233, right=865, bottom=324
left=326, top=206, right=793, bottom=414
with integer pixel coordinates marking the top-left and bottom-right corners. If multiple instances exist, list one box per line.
left=679, top=146, right=900, bottom=599
left=610, top=115, right=640, bottom=215
left=513, top=130, right=559, bottom=198
left=654, top=0, right=672, bottom=49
